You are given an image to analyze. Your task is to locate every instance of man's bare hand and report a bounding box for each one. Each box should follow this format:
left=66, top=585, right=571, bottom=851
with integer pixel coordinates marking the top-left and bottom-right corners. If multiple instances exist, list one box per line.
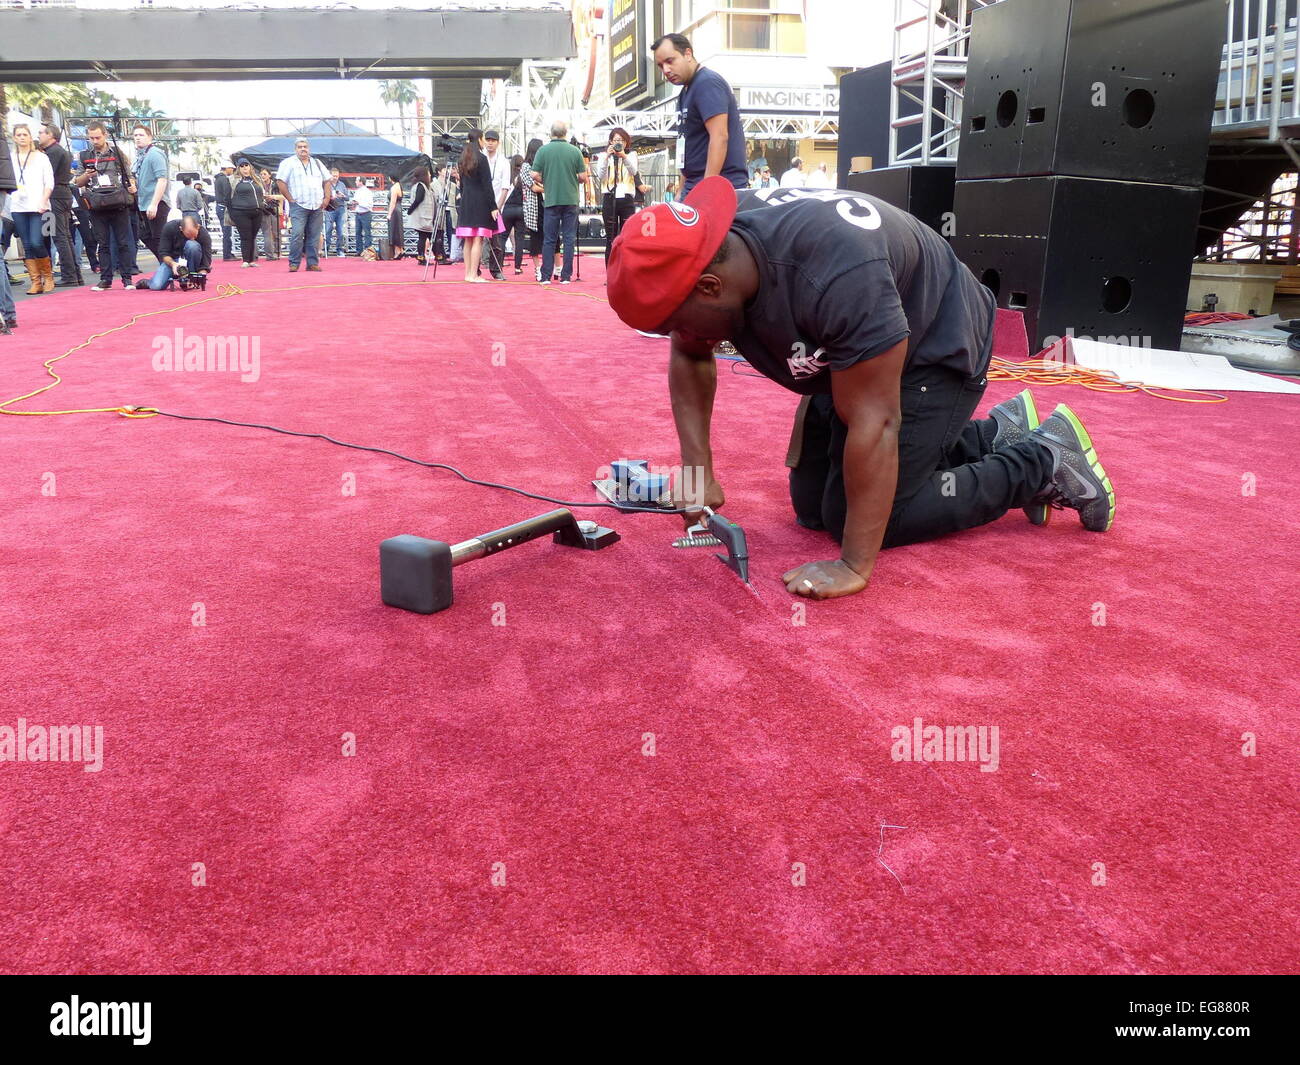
left=782, top=559, right=868, bottom=600
left=673, top=476, right=724, bottom=529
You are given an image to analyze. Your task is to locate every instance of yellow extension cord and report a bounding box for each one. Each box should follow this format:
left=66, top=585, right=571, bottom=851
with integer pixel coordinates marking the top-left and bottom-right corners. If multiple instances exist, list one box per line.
left=0, top=277, right=1227, bottom=418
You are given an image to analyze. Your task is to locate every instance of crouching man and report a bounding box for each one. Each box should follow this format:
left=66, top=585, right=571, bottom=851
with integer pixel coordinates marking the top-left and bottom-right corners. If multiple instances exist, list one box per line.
left=143, top=214, right=213, bottom=291
left=606, top=178, right=1116, bottom=601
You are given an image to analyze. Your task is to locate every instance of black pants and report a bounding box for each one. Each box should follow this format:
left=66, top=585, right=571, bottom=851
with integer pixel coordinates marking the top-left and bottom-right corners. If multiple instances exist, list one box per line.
left=92, top=207, right=137, bottom=284
left=138, top=202, right=169, bottom=258
left=486, top=223, right=506, bottom=276
left=788, top=361, right=1053, bottom=548
left=228, top=207, right=262, bottom=263
left=74, top=207, right=100, bottom=271
left=502, top=205, right=527, bottom=269
left=602, top=193, right=636, bottom=263
left=216, top=204, right=233, bottom=258
left=72, top=206, right=97, bottom=273
left=50, top=195, right=81, bottom=282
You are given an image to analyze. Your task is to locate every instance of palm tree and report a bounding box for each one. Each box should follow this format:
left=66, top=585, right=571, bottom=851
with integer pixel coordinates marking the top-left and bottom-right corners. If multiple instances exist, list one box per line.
left=4, top=82, right=92, bottom=125
left=378, top=78, right=418, bottom=147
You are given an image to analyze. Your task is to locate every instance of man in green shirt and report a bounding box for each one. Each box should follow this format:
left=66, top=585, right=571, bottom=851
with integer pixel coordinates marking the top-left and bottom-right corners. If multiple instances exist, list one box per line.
left=530, top=120, right=589, bottom=284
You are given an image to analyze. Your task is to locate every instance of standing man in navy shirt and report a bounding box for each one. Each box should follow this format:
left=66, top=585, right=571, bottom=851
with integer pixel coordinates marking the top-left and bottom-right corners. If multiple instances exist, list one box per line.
left=652, top=33, right=748, bottom=196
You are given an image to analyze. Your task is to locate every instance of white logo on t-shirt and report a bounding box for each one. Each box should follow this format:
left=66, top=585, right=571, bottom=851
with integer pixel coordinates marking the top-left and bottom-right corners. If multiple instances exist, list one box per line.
left=753, top=187, right=882, bottom=231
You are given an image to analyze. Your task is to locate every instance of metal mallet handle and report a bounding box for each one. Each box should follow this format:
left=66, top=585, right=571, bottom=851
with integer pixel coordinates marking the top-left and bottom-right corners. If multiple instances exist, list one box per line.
left=449, top=508, right=578, bottom=566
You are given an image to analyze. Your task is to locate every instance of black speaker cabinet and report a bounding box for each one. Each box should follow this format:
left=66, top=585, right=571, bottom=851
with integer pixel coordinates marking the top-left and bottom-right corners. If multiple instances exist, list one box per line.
left=844, top=165, right=956, bottom=236
left=951, top=176, right=1203, bottom=352
left=957, top=0, right=1227, bottom=186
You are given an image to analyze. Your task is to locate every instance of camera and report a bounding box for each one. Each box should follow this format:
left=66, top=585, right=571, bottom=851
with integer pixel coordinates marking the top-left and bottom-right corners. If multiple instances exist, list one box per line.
left=176, top=270, right=207, bottom=292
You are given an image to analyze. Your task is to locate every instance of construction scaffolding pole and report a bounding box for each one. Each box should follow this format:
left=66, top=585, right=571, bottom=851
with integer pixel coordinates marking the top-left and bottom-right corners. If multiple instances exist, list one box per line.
left=890, top=0, right=1000, bottom=167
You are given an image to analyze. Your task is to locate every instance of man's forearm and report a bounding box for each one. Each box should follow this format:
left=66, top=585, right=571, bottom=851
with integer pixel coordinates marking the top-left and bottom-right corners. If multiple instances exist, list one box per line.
left=668, top=344, right=718, bottom=478
left=838, top=416, right=900, bottom=579
left=705, top=134, right=729, bottom=179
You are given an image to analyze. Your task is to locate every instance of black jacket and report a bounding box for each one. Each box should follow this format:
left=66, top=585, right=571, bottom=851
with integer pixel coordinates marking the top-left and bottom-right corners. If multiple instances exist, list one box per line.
left=214, top=171, right=232, bottom=207
left=44, top=141, right=74, bottom=203
left=457, top=148, right=498, bottom=230
left=0, top=124, right=15, bottom=193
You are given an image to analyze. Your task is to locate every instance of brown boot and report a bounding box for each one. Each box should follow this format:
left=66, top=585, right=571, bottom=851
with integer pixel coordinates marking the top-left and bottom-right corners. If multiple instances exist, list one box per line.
left=24, top=259, right=41, bottom=295
left=39, top=258, right=55, bottom=294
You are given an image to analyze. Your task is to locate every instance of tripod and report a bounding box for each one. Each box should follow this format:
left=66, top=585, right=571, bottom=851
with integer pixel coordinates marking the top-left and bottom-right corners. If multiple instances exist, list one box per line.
left=421, top=194, right=448, bottom=283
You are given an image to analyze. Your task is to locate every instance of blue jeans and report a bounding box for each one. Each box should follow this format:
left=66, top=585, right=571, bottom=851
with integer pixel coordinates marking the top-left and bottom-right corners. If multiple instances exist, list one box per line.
left=0, top=262, right=13, bottom=321
left=353, top=211, right=372, bottom=254
left=216, top=203, right=233, bottom=258
left=12, top=210, right=49, bottom=259
left=325, top=205, right=347, bottom=254
left=147, top=239, right=203, bottom=290
left=541, top=204, right=578, bottom=282
left=288, top=203, right=324, bottom=267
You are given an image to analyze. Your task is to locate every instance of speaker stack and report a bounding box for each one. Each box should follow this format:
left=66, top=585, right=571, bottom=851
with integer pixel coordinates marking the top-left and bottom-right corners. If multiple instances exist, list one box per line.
left=950, top=0, right=1227, bottom=352
left=845, top=165, right=956, bottom=238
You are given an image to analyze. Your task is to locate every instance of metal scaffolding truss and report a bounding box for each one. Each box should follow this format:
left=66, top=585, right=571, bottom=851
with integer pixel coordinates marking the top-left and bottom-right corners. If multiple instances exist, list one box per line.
left=152, top=117, right=481, bottom=142
left=579, top=106, right=837, bottom=143
left=890, top=0, right=1001, bottom=166
left=1202, top=174, right=1300, bottom=263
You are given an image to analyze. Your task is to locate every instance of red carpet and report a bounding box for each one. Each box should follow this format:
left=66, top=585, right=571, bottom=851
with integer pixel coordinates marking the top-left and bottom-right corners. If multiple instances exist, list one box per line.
left=1, top=257, right=1296, bottom=974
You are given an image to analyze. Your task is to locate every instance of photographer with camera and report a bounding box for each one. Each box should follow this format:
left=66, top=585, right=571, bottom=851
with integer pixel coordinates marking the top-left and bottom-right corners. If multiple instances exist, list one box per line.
left=140, top=213, right=212, bottom=291
left=594, top=128, right=639, bottom=266
left=74, top=120, right=139, bottom=291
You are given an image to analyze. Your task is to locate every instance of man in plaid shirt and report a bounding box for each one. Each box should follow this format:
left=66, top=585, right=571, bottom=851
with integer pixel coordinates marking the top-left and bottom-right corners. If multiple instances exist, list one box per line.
left=275, top=138, right=332, bottom=272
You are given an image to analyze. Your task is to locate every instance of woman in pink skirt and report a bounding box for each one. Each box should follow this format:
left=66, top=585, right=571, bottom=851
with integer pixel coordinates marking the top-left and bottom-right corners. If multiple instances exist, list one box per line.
left=455, top=129, right=503, bottom=283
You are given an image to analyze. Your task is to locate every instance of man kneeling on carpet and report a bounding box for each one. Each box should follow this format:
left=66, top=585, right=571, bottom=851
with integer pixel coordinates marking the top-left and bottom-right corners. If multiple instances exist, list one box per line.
left=140, top=214, right=213, bottom=291
left=606, top=178, right=1116, bottom=601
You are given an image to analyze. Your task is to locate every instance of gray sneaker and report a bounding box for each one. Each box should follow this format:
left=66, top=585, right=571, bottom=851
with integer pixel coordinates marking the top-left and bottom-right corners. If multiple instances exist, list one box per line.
left=1030, top=404, right=1116, bottom=532
left=989, top=389, right=1049, bottom=526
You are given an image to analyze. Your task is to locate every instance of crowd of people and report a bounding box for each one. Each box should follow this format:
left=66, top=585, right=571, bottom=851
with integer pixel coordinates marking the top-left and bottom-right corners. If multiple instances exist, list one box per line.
left=0, top=118, right=689, bottom=320
left=1, top=30, right=835, bottom=329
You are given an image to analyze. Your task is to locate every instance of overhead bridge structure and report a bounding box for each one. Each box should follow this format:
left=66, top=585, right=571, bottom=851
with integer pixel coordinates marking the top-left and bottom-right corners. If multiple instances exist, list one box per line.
left=0, top=5, right=575, bottom=83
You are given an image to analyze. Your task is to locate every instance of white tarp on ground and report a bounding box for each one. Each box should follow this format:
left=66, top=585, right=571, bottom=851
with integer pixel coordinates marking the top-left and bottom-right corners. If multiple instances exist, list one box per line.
left=1056, top=338, right=1300, bottom=395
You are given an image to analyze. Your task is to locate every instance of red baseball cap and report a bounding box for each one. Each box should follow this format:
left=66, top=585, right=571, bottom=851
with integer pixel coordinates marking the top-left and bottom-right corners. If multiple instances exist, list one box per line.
left=607, top=176, right=738, bottom=332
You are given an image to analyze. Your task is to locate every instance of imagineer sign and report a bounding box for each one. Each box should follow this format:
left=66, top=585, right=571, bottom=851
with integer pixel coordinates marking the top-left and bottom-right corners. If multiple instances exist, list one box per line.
left=739, top=86, right=840, bottom=113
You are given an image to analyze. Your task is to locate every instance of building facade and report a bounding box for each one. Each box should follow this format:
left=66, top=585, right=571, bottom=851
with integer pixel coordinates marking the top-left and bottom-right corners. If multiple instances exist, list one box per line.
left=583, top=0, right=883, bottom=194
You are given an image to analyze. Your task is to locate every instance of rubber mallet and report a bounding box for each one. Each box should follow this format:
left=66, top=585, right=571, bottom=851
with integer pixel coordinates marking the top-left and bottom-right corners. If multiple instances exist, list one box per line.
left=380, top=508, right=619, bottom=614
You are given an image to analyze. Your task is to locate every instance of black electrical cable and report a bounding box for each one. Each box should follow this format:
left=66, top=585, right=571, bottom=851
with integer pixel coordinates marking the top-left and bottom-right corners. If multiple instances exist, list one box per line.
left=146, top=409, right=690, bottom=515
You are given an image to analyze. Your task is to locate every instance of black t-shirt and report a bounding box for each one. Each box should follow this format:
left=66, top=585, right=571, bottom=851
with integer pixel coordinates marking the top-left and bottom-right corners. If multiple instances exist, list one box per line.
left=677, top=66, right=748, bottom=189
left=158, top=218, right=213, bottom=271
left=727, top=187, right=996, bottom=395
left=228, top=175, right=263, bottom=211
